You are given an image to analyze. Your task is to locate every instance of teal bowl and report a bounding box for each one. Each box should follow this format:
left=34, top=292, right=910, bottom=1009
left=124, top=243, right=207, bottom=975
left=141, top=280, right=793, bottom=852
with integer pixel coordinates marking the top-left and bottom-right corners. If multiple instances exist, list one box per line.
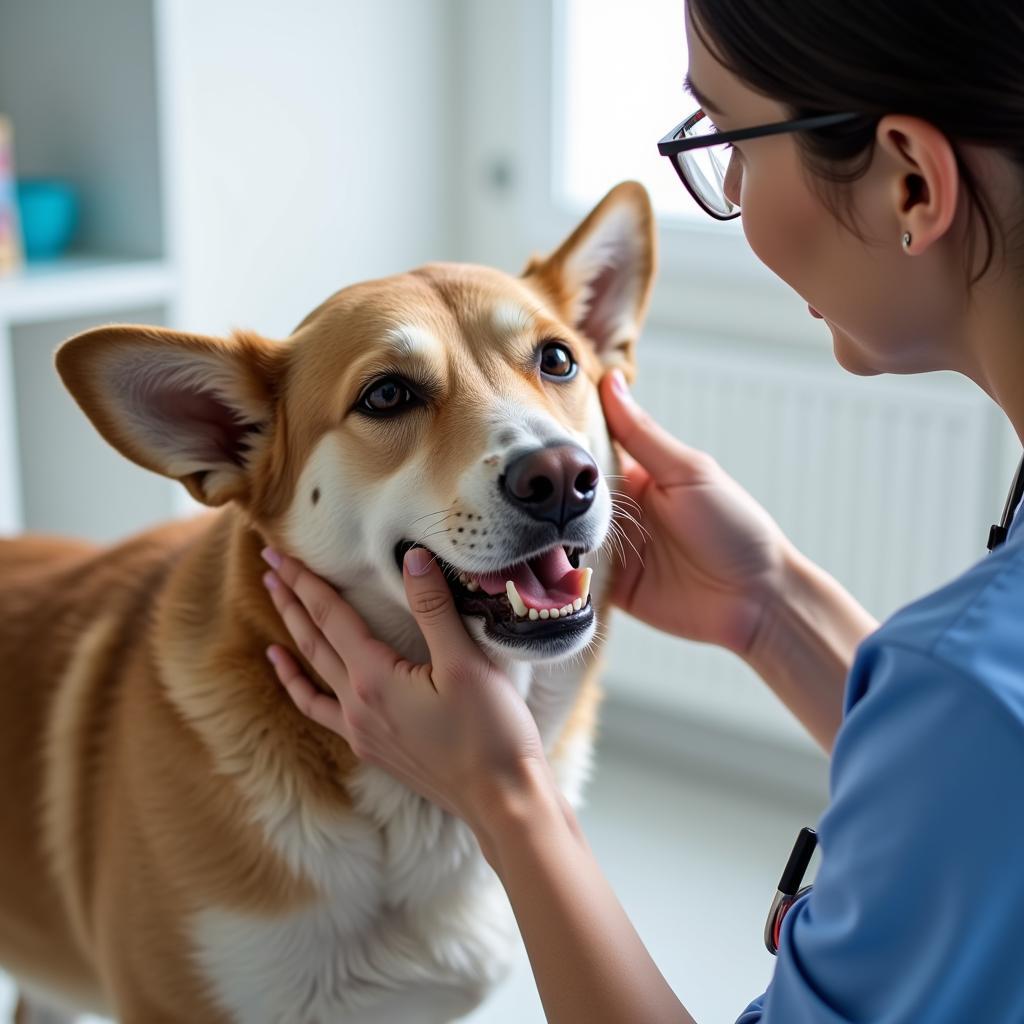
left=16, top=179, right=78, bottom=261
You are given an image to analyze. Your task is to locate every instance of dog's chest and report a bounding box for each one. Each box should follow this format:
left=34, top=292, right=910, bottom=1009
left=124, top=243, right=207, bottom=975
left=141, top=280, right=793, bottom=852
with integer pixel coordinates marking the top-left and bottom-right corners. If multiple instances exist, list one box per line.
left=191, top=765, right=522, bottom=1024
left=192, top=659, right=598, bottom=1023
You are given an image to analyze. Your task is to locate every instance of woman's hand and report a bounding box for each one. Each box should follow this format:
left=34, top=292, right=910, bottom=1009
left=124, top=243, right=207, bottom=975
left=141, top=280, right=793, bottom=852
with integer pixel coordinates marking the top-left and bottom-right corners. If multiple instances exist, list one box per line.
left=259, top=545, right=550, bottom=833
left=600, top=368, right=795, bottom=658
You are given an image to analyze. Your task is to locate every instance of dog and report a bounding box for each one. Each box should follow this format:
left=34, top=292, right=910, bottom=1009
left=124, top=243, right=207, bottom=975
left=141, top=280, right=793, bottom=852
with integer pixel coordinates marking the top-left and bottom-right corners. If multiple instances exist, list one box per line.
left=0, top=180, right=655, bottom=1023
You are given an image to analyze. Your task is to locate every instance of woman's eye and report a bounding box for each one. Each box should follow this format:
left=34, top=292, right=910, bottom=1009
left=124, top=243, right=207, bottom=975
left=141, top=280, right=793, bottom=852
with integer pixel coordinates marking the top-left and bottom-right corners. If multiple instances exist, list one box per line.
left=708, top=125, right=738, bottom=155
left=539, top=341, right=577, bottom=380
left=360, top=378, right=417, bottom=414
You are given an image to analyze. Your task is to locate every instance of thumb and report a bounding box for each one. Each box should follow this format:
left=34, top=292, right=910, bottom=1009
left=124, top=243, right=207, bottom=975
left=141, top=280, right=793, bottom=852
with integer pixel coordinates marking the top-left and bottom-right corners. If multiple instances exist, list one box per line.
left=600, top=368, right=713, bottom=488
left=402, top=547, right=486, bottom=674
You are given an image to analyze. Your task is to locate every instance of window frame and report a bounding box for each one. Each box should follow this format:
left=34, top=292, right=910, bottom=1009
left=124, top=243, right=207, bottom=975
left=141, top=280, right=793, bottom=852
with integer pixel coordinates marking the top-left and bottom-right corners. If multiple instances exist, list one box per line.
left=458, top=0, right=826, bottom=346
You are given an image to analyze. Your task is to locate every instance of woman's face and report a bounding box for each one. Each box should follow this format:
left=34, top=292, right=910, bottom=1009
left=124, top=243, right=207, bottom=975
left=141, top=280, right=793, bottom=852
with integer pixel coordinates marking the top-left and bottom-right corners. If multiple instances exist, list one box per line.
left=683, top=6, right=977, bottom=378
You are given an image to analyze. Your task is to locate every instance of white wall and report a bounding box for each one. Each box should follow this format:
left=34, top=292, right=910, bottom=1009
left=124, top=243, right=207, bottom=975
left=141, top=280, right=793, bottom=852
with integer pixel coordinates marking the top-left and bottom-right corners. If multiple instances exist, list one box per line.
left=160, top=0, right=460, bottom=340
left=10, top=308, right=178, bottom=543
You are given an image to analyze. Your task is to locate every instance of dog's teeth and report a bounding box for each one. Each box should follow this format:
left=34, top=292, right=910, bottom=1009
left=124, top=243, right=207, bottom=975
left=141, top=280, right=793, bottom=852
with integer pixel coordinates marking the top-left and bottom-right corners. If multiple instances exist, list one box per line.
left=505, top=580, right=528, bottom=617
left=465, top=571, right=590, bottom=623
left=579, top=567, right=593, bottom=605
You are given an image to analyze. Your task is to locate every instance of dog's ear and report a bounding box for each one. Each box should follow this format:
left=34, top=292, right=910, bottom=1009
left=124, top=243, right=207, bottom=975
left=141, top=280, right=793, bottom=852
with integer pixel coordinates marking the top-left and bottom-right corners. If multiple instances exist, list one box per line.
left=55, top=324, right=285, bottom=508
left=522, top=180, right=656, bottom=384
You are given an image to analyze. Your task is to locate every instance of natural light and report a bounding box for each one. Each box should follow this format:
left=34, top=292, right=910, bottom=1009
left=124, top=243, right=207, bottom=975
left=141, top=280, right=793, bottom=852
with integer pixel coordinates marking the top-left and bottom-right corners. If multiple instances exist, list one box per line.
left=555, top=0, right=704, bottom=221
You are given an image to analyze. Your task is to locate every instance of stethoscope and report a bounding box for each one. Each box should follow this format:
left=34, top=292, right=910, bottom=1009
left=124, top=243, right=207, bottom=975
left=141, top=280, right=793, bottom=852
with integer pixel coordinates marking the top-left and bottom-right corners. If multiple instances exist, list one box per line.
left=987, top=451, right=1024, bottom=553
left=764, top=450, right=1024, bottom=956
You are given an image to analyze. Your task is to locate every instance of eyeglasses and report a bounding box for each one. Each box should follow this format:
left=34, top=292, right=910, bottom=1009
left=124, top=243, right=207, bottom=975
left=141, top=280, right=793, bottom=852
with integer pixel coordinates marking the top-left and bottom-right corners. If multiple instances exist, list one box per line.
left=657, top=107, right=866, bottom=220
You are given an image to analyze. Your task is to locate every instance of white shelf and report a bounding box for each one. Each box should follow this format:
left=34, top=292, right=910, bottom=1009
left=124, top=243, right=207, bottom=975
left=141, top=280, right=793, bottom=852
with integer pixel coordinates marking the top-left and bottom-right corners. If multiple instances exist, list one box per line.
left=0, top=254, right=179, bottom=536
left=0, top=0, right=180, bottom=541
left=0, top=254, right=176, bottom=326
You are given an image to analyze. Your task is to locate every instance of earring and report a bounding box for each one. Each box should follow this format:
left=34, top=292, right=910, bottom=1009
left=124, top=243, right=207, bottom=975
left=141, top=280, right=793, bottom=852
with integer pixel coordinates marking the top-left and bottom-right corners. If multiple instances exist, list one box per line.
left=901, top=231, right=912, bottom=252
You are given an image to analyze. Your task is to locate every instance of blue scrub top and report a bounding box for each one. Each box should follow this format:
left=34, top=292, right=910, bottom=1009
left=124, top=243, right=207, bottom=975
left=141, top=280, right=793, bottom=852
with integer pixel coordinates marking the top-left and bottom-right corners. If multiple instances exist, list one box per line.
left=737, top=496, right=1024, bottom=1024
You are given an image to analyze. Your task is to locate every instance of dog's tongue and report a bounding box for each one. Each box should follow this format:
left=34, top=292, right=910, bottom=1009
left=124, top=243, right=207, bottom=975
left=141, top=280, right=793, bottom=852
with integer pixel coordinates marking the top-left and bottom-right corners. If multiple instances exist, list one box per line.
left=475, top=546, right=584, bottom=607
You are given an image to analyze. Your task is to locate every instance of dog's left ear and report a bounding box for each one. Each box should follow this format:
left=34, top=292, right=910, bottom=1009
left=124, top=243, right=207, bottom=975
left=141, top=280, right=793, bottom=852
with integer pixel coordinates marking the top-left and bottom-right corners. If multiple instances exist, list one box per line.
left=55, top=324, right=285, bottom=508
left=522, top=180, right=656, bottom=383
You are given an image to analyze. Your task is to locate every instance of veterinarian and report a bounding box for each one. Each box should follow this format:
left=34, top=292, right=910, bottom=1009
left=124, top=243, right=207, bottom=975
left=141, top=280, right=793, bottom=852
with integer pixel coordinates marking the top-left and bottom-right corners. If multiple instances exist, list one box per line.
left=259, top=1, right=1024, bottom=1020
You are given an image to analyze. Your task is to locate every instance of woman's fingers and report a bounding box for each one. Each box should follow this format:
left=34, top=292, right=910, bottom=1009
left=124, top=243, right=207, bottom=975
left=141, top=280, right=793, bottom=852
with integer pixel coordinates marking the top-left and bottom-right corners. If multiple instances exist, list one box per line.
left=402, top=548, right=491, bottom=685
left=261, top=558, right=354, bottom=697
left=600, top=369, right=715, bottom=488
left=267, top=643, right=347, bottom=735
left=262, top=548, right=373, bottom=657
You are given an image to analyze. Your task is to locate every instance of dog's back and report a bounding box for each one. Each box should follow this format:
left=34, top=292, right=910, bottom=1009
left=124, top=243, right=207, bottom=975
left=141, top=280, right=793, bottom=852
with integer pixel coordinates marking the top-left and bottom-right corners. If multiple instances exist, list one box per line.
left=0, top=534, right=107, bottom=1006
left=0, top=520, right=210, bottom=1014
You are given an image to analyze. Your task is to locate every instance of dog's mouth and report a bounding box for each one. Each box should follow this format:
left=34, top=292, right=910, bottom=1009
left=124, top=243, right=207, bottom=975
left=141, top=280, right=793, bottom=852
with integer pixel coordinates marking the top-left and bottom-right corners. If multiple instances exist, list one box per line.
left=393, top=540, right=595, bottom=645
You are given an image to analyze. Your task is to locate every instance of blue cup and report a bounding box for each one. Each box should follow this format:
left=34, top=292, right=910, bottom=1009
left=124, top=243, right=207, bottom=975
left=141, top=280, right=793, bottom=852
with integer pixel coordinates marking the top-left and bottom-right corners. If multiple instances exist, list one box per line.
left=16, top=178, right=78, bottom=261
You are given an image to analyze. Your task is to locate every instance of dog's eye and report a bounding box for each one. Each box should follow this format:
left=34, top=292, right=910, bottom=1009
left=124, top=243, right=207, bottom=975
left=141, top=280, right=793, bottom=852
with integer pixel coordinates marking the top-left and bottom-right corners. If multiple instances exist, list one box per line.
left=539, top=341, right=577, bottom=380
left=359, top=377, right=418, bottom=415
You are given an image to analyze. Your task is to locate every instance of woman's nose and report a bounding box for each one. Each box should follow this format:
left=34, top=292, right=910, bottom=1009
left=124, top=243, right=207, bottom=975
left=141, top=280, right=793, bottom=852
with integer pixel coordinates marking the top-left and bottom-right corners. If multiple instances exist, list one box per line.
left=724, top=151, right=742, bottom=209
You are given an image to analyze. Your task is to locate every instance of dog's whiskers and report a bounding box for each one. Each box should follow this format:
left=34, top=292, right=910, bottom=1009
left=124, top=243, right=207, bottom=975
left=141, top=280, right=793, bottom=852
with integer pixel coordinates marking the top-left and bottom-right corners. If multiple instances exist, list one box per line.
left=606, top=520, right=629, bottom=568
left=609, top=497, right=643, bottom=520
left=608, top=488, right=643, bottom=515
left=408, top=506, right=454, bottom=527
left=413, top=528, right=452, bottom=548
left=604, top=517, right=624, bottom=559
left=615, top=516, right=652, bottom=551
left=610, top=504, right=647, bottom=535
left=615, top=524, right=633, bottom=566
left=608, top=514, right=646, bottom=568
left=610, top=499, right=646, bottom=526
left=611, top=516, right=652, bottom=552
left=610, top=501, right=652, bottom=544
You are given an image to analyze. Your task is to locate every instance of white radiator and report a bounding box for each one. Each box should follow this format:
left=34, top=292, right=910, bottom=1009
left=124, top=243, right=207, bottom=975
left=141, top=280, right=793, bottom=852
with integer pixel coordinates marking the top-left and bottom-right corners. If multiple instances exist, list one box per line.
left=600, top=330, right=1020, bottom=754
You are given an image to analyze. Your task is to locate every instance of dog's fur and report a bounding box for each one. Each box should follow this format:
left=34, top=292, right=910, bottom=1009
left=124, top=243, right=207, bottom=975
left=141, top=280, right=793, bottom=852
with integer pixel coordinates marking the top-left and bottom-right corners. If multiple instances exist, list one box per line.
left=0, top=181, right=655, bottom=1024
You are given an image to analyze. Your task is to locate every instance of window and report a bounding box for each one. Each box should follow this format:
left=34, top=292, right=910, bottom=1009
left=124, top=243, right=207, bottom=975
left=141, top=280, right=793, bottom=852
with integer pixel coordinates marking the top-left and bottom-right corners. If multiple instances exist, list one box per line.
left=459, top=0, right=753, bottom=302
left=555, top=0, right=706, bottom=222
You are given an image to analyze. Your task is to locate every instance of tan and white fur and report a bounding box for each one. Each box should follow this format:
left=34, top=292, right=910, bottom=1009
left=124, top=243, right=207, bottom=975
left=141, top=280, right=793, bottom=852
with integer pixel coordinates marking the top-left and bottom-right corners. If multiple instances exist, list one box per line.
left=0, top=181, right=656, bottom=1024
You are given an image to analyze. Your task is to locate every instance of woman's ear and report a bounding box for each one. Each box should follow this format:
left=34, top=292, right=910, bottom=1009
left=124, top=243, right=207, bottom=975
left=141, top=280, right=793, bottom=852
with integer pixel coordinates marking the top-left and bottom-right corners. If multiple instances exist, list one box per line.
left=54, top=324, right=285, bottom=507
left=521, top=180, right=657, bottom=384
left=875, top=114, right=959, bottom=255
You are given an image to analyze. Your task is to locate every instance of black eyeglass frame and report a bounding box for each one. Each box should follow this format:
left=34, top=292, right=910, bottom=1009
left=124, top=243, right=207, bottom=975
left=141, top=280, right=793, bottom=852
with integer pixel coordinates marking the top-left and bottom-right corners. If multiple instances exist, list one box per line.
left=658, top=107, right=866, bottom=220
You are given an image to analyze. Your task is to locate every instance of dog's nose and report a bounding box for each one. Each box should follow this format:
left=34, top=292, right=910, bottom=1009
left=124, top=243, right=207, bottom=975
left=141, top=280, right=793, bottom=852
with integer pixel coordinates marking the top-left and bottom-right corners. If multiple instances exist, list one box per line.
left=501, top=445, right=599, bottom=529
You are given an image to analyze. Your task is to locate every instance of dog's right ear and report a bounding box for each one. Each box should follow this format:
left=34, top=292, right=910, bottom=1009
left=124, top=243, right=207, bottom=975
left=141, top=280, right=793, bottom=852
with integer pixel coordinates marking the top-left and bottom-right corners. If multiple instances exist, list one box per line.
left=521, top=180, right=656, bottom=385
left=55, top=324, right=285, bottom=508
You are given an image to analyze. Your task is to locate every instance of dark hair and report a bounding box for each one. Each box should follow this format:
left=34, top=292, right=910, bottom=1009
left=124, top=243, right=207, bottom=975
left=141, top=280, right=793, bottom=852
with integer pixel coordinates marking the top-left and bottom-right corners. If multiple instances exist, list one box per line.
left=687, top=0, right=1024, bottom=286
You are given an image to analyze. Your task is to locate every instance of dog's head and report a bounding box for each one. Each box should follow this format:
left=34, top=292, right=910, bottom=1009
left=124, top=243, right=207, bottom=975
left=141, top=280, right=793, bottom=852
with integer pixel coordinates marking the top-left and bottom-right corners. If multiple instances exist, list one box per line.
left=56, top=182, right=655, bottom=664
